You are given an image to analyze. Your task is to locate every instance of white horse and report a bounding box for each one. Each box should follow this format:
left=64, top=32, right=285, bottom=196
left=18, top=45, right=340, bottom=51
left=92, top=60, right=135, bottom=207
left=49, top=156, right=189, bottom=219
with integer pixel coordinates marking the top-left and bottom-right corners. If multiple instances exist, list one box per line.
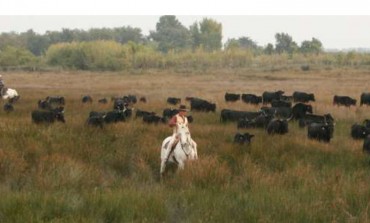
left=160, top=123, right=198, bottom=177
left=1, top=88, right=19, bottom=102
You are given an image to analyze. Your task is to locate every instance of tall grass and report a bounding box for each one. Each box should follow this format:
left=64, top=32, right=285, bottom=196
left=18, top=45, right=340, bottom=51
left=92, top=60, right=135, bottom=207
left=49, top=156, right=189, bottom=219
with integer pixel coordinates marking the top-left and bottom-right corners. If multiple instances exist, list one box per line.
left=0, top=68, right=369, bottom=222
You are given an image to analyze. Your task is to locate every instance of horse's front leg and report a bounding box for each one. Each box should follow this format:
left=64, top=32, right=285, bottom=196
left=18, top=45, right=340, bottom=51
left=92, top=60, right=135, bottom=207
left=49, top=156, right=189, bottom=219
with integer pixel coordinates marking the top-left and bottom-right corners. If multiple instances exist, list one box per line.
left=177, top=160, right=185, bottom=170
left=191, top=140, right=198, bottom=159
left=160, top=159, right=167, bottom=178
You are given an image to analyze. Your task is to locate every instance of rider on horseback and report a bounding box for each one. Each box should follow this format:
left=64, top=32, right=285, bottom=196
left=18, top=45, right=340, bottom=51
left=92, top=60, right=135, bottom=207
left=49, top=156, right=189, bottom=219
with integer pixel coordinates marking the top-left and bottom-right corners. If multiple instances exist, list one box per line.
left=164, top=105, right=189, bottom=160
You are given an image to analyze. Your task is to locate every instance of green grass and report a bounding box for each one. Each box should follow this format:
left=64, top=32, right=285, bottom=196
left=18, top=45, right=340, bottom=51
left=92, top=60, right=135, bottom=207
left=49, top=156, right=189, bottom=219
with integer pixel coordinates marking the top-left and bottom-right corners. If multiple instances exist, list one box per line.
left=0, top=69, right=369, bottom=222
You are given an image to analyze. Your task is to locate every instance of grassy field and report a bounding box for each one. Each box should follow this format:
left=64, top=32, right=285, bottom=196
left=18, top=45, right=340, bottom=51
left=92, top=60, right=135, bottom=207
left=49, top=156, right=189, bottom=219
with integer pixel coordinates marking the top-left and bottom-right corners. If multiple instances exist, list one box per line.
left=0, top=68, right=369, bottom=222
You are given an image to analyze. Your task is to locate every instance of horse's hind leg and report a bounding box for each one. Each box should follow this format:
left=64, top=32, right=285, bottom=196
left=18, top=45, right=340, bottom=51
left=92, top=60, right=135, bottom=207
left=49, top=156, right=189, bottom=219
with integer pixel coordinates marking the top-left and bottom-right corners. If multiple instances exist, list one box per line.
left=160, top=159, right=166, bottom=178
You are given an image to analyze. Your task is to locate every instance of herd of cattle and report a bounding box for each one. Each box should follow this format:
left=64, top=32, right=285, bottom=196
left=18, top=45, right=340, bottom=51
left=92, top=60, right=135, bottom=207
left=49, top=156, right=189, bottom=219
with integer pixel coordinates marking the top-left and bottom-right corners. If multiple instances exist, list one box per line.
left=2, top=90, right=370, bottom=154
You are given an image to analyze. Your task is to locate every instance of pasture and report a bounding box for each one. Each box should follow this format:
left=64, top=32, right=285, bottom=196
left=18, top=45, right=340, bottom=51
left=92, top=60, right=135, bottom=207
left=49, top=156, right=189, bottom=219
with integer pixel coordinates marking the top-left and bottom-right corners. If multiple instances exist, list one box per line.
left=0, top=68, right=369, bottom=222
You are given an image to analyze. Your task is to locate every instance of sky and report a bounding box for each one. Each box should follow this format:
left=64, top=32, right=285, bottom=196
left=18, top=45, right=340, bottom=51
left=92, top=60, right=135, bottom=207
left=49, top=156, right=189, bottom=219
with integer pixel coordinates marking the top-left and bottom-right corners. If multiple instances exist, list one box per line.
left=1, top=0, right=370, bottom=50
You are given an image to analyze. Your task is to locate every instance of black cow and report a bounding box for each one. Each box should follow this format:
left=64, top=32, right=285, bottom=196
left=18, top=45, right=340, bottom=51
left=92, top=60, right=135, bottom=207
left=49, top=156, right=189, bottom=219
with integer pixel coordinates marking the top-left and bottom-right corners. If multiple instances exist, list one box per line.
left=104, top=110, right=126, bottom=124
left=221, top=109, right=263, bottom=122
left=38, top=99, right=52, bottom=110
left=86, top=115, right=105, bottom=128
left=113, top=98, right=128, bottom=110
left=234, top=132, right=254, bottom=145
left=98, top=98, right=108, bottom=104
left=3, top=103, right=14, bottom=113
left=187, top=115, right=194, bottom=123
left=31, top=107, right=65, bottom=124
left=360, top=92, right=370, bottom=106
left=163, top=108, right=179, bottom=119
left=167, top=97, right=181, bottom=105
left=46, top=96, right=65, bottom=105
left=271, top=99, right=292, bottom=108
left=333, top=95, right=356, bottom=107
left=237, top=113, right=274, bottom=129
left=291, top=103, right=313, bottom=120
left=266, top=119, right=288, bottom=135
left=262, top=90, right=284, bottom=104
left=143, top=114, right=166, bottom=124
left=241, top=94, right=262, bottom=105
left=364, top=135, right=370, bottom=154
left=293, top=91, right=315, bottom=103
left=351, top=124, right=370, bottom=139
left=190, top=98, right=216, bottom=112
left=82, top=95, right=93, bottom=103
left=307, top=123, right=334, bottom=142
left=135, top=109, right=155, bottom=118
left=225, top=93, right=240, bottom=102
left=299, top=113, right=334, bottom=128
left=260, top=106, right=292, bottom=119
left=123, top=95, right=137, bottom=104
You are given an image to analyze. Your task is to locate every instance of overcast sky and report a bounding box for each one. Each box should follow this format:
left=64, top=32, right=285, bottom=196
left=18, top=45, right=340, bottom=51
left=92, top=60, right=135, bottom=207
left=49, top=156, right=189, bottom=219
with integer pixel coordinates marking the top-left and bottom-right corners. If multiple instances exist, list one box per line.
left=1, top=0, right=370, bottom=50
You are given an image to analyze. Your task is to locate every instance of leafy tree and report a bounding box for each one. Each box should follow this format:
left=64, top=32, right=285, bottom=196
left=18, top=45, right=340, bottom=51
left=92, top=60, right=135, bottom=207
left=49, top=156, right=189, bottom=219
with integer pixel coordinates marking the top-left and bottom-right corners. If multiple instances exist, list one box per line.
left=20, top=29, right=50, bottom=56
left=0, top=46, right=37, bottom=67
left=300, top=38, right=323, bottom=55
left=225, top=37, right=258, bottom=51
left=264, top=43, right=274, bottom=55
left=189, top=22, right=201, bottom=50
left=149, top=15, right=191, bottom=53
left=275, top=32, right=298, bottom=54
left=198, top=18, right=222, bottom=52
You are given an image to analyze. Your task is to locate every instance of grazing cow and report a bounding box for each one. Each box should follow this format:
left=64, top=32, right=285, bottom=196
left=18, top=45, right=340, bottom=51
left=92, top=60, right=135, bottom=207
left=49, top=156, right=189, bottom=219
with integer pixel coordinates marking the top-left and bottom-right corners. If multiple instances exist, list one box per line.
left=163, top=108, right=179, bottom=120
left=292, top=91, right=315, bottom=103
left=364, top=135, right=370, bottom=154
left=98, top=98, right=108, bottom=104
left=221, top=109, right=263, bottom=122
left=143, top=114, right=166, bottom=124
left=307, top=122, right=334, bottom=142
left=31, top=107, right=65, bottom=124
left=135, top=109, right=155, bottom=118
left=86, top=115, right=105, bottom=128
left=185, top=96, right=194, bottom=102
left=104, top=110, right=126, bottom=124
left=266, top=119, right=289, bottom=135
left=280, top=95, right=294, bottom=102
left=351, top=124, right=370, bottom=139
left=225, top=93, right=240, bottom=102
left=113, top=98, right=128, bottom=110
left=167, top=97, right=181, bottom=105
left=360, top=92, right=370, bottom=106
left=271, top=99, right=292, bottom=108
left=241, top=94, right=262, bottom=105
left=299, top=113, right=334, bottom=128
left=234, top=132, right=254, bottom=145
left=333, top=95, right=356, bottom=107
left=46, top=96, right=65, bottom=105
left=260, top=106, right=292, bottom=119
left=237, top=113, right=273, bottom=129
left=190, top=98, right=216, bottom=112
left=291, top=103, right=313, bottom=120
left=38, top=99, right=52, bottom=110
left=125, top=95, right=137, bottom=104
left=3, top=103, right=14, bottom=113
left=82, top=95, right=93, bottom=103
left=262, top=90, right=285, bottom=104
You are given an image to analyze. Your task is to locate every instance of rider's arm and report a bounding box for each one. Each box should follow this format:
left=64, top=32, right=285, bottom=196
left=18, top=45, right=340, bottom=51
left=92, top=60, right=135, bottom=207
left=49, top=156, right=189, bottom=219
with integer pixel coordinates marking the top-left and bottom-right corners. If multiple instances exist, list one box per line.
left=168, top=115, right=177, bottom=127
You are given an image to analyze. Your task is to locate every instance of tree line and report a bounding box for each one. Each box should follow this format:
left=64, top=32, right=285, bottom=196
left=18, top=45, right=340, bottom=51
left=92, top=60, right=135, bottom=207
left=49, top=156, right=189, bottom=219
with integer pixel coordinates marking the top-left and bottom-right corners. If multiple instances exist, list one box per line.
left=0, top=15, right=368, bottom=71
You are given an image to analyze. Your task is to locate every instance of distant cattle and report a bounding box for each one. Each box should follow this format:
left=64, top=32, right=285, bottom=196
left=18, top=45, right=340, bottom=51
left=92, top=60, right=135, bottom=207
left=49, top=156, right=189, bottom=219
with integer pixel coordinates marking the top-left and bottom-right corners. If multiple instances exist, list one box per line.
left=139, top=97, right=147, bottom=103
left=333, top=95, right=356, bottom=107
left=225, top=93, right=240, bottom=102
left=3, top=103, right=14, bottom=113
left=190, top=98, right=216, bottom=112
left=271, top=99, right=292, bottom=108
left=38, top=99, right=52, bottom=110
left=351, top=124, right=370, bottom=139
left=221, top=109, right=263, bottom=122
left=260, top=106, right=292, bottom=119
left=237, top=113, right=274, bottom=129
left=104, top=110, right=127, bottom=124
left=360, top=92, right=370, bottom=106
left=31, top=107, right=65, bottom=124
left=167, top=97, right=181, bottom=105
left=113, top=98, right=128, bottom=110
left=135, top=109, right=155, bottom=118
left=82, top=95, right=93, bottom=103
left=307, top=122, right=334, bottom=142
left=143, top=114, right=166, bottom=124
left=262, top=90, right=284, bottom=104
left=299, top=113, right=334, bottom=128
left=234, top=132, right=254, bottom=145
left=46, top=96, right=65, bottom=105
left=241, top=94, right=262, bottom=105
left=364, top=135, right=370, bottom=154
left=163, top=108, right=179, bottom=120
left=291, top=103, right=313, bottom=120
left=293, top=91, right=315, bottom=103
left=364, top=119, right=370, bottom=128
left=86, top=115, right=105, bottom=128
left=266, top=119, right=289, bottom=135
